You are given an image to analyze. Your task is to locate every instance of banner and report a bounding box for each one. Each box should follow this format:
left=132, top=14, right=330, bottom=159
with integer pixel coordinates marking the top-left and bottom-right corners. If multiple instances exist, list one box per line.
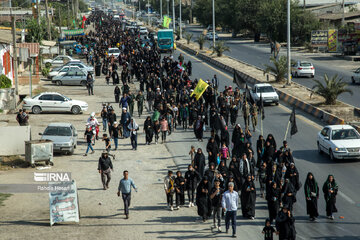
left=49, top=180, right=80, bottom=226
left=328, top=29, right=338, bottom=53
left=63, top=29, right=85, bottom=36
left=311, top=30, right=328, bottom=47
left=163, top=16, right=171, bottom=28
left=191, top=79, right=209, bottom=100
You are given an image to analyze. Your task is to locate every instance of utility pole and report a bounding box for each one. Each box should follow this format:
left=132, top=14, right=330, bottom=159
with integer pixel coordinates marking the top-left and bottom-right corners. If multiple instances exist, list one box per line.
left=172, top=0, right=175, bottom=32
left=139, top=0, right=141, bottom=17
left=67, top=0, right=70, bottom=28
left=190, top=0, right=193, bottom=24
left=147, top=0, right=150, bottom=25
left=37, top=0, right=41, bottom=26
left=287, top=0, right=291, bottom=85
left=11, top=16, right=19, bottom=96
left=303, top=0, right=305, bottom=10
left=179, top=0, right=182, bottom=39
left=45, top=0, right=51, bottom=40
left=160, top=0, right=162, bottom=21
left=28, top=58, right=33, bottom=98
left=167, top=0, right=169, bottom=16
left=342, top=0, right=345, bottom=26
left=212, top=0, right=215, bottom=48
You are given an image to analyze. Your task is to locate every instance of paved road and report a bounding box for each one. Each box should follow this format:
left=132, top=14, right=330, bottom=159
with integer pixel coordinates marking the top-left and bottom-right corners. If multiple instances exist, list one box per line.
left=165, top=48, right=360, bottom=239
left=184, top=25, right=360, bottom=108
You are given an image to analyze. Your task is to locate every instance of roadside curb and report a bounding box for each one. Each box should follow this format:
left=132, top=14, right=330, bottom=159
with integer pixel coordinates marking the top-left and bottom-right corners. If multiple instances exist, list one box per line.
left=176, top=42, right=359, bottom=129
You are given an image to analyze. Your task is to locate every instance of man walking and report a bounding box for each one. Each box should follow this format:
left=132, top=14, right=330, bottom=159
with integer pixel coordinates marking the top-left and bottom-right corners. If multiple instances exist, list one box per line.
left=251, top=102, right=258, bottom=132
left=117, top=170, right=137, bottom=219
left=136, top=91, right=144, bottom=117
left=222, top=182, right=238, bottom=238
left=242, top=101, right=250, bottom=130
left=210, top=179, right=224, bottom=232
left=98, top=151, right=113, bottom=190
left=86, top=72, right=94, bottom=95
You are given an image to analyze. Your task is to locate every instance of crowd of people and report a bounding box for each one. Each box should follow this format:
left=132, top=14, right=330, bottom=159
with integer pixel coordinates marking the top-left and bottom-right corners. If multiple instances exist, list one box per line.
left=74, top=10, right=339, bottom=239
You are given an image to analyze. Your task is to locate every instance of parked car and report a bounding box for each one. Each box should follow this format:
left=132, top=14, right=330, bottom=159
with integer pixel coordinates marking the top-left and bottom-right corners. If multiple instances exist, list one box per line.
left=205, top=32, right=219, bottom=40
left=48, top=66, right=83, bottom=80
left=22, top=92, right=88, bottom=114
left=250, top=83, right=279, bottom=105
left=64, top=61, right=94, bottom=73
left=108, top=47, right=120, bottom=58
left=43, top=55, right=74, bottom=67
left=139, top=27, right=148, bottom=35
left=39, top=123, right=78, bottom=155
left=351, top=67, right=360, bottom=84
left=317, top=125, right=360, bottom=160
left=291, top=61, right=315, bottom=78
left=52, top=68, right=88, bottom=86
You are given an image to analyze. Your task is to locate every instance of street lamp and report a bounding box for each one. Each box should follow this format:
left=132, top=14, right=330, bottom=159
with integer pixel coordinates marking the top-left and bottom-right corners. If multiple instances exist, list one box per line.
left=160, top=0, right=163, bottom=22
left=179, top=0, right=182, bottom=39
left=147, top=0, right=150, bottom=25
left=286, top=0, right=291, bottom=85
left=212, top=0, right=215, bottom=48
left=172, top=0, right=175, bottom=32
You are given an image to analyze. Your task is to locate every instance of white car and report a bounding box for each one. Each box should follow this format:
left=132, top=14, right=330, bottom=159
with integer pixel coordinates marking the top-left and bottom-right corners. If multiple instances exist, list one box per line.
left=43, top=55, right=74, bottom=67
left=291, top=61, right=315, bottom=78
left=317, top=125, right=360, bottom=160
left=108, top=48, right=120, bottom=58
left=48, top=66, right=83, bottom=80
left=351, top=67, right=360, bottom=84
left=139, top=27, right=148, bottom=35
left=205, top=32, right=219, bottom=40
left=22, top=92, right=88, bottom=114
left=250, top=83, right=279, bottom=105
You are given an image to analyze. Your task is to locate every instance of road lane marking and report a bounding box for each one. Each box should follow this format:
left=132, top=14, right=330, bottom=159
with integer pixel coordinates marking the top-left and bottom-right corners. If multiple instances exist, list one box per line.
left=338, top=191, right=356, bottom=205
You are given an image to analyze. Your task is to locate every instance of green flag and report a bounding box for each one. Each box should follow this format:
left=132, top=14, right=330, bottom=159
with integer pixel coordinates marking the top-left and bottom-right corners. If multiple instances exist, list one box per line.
left=163, top=16, right=171, bottom=28
left=73, top=20, right=76, bottom=28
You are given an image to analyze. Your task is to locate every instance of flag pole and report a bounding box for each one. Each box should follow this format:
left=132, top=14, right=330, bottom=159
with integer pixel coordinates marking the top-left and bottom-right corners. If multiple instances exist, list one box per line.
left=284, top=120, right=291, bottom=141
left=260, top=110, right=263, bottom=136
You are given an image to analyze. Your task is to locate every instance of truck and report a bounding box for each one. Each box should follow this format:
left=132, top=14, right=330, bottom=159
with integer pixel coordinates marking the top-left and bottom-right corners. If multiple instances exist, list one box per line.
left=157, top=29, right=174, bottom=52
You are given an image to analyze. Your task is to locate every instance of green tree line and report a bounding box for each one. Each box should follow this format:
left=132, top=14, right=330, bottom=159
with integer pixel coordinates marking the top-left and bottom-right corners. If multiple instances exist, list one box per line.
left=193, top=0, right=322, bottom=43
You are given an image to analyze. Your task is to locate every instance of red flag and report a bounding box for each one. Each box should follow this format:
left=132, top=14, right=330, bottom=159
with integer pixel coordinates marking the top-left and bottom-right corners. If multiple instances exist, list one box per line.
left=82, top=16, right=87, bottom=29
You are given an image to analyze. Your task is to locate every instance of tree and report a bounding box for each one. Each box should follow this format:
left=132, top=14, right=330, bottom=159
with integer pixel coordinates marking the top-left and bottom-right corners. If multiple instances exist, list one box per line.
left=264, top=56, right=287, bottom=82
left=195, top=34, right=207, bottom=50
left=26, top=19, right=44, bottom=43
left=312, top=74, right=353, bottom=105
left=210, top=41, right=230, bottom=57
left=185, top=32, right=193, bottom=44
left=0, top=75, right=12, bottom=89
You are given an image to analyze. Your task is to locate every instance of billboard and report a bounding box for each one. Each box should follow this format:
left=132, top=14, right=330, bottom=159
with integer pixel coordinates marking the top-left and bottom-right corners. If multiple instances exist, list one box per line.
left=328, top=29, right=338, bottom=53
left=311, top=30, right=328, bottom=47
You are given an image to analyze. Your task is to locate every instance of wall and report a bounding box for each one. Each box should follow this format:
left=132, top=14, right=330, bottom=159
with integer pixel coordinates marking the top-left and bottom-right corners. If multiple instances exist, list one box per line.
left=0, top=126, right=31, bottom=156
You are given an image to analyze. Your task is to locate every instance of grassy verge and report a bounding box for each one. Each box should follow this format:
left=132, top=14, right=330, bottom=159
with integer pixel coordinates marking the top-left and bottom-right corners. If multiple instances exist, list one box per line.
left=0, top=156, right=30, bottom=171
left=0, top=193, right=12, bottom=206
left=32, top=86, right=48, bottom=96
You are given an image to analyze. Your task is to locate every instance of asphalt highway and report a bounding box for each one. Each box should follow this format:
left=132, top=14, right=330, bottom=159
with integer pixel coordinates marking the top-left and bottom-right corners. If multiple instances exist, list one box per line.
left=184, top=25, right=360, bottom=108
left=164, top=49, right=360, bottom=239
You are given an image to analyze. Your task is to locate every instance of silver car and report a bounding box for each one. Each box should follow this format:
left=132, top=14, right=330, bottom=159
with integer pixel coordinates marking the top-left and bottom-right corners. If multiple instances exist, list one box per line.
left=40, top=123, right=78, bottom=155
left=52, top=68, right=88, bottom=86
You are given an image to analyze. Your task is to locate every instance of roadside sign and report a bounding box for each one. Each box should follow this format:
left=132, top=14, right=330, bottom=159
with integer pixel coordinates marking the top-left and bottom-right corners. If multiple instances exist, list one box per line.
left=49, top=180, right=80, bottom=226
left=311, top=30, right=328, bottom=47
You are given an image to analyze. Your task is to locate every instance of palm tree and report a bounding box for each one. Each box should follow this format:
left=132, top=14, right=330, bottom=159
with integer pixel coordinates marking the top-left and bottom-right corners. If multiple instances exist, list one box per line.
left=185, top=32, right=193, bottom=44
left=312, top=74, right=353, bottom=105
left=195, top=34, right=207, bottom=50
left=264, top=56, right=287, bottom=82
left=210, top=41, right=230, bottom=57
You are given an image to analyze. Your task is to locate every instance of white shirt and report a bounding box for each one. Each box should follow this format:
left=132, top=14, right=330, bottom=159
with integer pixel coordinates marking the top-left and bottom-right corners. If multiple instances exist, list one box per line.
left=222, top=190, right=238, bottom=211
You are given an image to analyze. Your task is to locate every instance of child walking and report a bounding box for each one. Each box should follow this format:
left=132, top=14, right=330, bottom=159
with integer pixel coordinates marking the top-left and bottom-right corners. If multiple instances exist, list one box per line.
left=102, top=134, right=115, bottom=159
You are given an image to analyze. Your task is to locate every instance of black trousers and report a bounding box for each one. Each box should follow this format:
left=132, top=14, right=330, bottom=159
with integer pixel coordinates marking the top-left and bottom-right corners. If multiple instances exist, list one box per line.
left=122, top=193, right=131, bottom=215
left=176, top=191, right=185, bottom=206
left=188, top=188, right=195, bottom=203
left=166, top=192, right=174, bottom=206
